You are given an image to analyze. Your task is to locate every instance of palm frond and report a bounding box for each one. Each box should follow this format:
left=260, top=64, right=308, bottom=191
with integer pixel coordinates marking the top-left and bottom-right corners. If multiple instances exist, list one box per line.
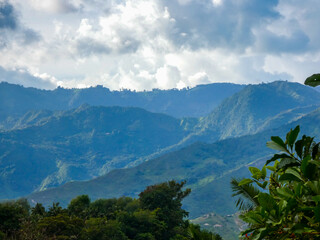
left=231, top=178, right=261, bottom=211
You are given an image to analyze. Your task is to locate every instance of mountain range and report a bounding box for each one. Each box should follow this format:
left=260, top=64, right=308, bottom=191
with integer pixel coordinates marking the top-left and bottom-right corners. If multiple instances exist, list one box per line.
left=0, top=81, right=243, bottom=125
left=1, top=80, right=320, bottom=222
left=193, top=81, right=320, bottom=142
left=26, top=107, right=320, bottom=218
left=0, top=105, right=193, bottom=199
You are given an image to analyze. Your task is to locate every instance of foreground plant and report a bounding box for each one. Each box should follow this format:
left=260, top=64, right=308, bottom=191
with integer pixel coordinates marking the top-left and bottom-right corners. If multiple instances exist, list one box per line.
left=232, top=125, right=320, bottom=239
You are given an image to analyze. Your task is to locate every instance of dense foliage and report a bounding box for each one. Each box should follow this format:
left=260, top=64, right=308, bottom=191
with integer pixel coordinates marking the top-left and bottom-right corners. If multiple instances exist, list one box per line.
left=232, top=125, right=320, bottom=239
left=0, top=181, right=221, bottom=240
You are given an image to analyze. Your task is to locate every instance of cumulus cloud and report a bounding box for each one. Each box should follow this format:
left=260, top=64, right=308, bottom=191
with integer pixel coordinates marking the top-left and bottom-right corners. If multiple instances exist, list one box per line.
left=0, top=1, right=40, bottom=49
left=164, top=0, right=280, bottom=50
left=0, top=1, right=17, bottom=29
left=28, top=0, right=81, bottom=13
left=156, top=65, right=181, bottom=89
left=72, top=0, right=174, bottom=56
left=0, top=0, right=319, bottom=90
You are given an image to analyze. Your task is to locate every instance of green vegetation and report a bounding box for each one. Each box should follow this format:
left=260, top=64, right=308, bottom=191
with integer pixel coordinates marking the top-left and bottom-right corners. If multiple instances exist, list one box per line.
left=232, top=125, right=320, bottom=239
left=2, top=79, right=320, bottom=236
left=228, top=75, right=320, bottom=239
left=304, top=73, right=320, bottom=87
left=0, top=181, right=221, bottom=240
left=2, top=81, right=320, bottom=204
left=0, top=105, right=192, bottom=199
left=27, top=105, right=320, bottom=218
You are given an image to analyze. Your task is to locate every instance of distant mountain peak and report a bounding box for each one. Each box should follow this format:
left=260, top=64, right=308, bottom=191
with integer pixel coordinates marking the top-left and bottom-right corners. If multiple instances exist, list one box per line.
left=194, top=81, right=320, bottom=141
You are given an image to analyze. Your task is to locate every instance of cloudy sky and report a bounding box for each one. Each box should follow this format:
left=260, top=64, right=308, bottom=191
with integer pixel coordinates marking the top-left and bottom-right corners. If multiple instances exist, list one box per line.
left=0, top=0, right=319, bottom=90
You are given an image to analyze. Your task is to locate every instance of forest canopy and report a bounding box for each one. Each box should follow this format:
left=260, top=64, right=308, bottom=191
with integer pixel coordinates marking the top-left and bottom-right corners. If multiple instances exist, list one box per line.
left=0, top=180, right=221, bottom=240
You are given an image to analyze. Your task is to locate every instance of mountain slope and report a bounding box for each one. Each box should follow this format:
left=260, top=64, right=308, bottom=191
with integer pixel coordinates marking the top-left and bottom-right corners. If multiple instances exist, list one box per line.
left=193, top=81, right=320, bottom=142
left=0, top=105, right=192, bottom=199
left=0, top=82, right=244, bottom=123
left=27, top=107, right=320, bottom=218
left=191, top=212, right=244, bottom=240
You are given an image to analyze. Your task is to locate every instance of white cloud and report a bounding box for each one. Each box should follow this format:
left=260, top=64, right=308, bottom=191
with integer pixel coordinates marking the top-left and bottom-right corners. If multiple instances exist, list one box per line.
left=188, top=72, right=210, bottom=85
left=212, top=0, right=222, bottom=7
left=28, top=0, right=81, bottom=13
left=156, top=65, right=181, bottom=89
left=72, top=0, right=174, bottom=55
left=1, top=0, right=320, bottom=91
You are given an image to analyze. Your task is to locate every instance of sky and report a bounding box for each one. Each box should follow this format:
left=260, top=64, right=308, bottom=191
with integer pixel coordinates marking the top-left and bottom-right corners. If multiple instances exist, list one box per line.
left=0, top=0, right=319, bottom=90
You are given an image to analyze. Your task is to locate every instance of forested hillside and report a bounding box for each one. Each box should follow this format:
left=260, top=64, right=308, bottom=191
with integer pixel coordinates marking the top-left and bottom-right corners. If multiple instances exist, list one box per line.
left=2, top=80, right=320, bottom=240
left=0, top=105, right=193, bottom=199
left=27, top=107, right=320, bottom=218
left=0, top=82, right=243, bottom=123
left=2, top=81, right=320, bottom=207
left=192, top=81, right=320, bottom=142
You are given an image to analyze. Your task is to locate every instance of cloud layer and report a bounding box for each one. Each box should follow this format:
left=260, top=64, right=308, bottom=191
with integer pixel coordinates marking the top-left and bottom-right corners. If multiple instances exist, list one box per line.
left=0, top=0, right=319, bottom=90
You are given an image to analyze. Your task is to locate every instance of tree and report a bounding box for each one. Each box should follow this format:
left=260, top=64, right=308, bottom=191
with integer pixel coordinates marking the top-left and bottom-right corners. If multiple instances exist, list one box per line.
left=37, top=213, right=84, bottom=239
left=0, top=199, right=29, bottom=237
left=80, top=218, right=128, bottom=240
left=118, top=209, right=165, bottom=239
left=47, top=202, right=65, bottom=216
left=232, top=125, right=320, bottom=239
left=31, top=203, right=46, bottom=217
left=139, top=180, right=191, bottom=239
left=89, top=197, right=134, bottom=219
left=68, top=194, right=90, bottom=218
left=0, top=181, right=220, bottom=239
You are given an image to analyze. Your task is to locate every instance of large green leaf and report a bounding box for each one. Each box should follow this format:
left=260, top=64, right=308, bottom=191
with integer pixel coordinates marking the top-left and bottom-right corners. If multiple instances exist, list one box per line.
left=249, top=167, right=261, bottom=175
left=295, top=139, right=304, bottom=159
left=286, top=168, right=303, bottom=180
left=279, top=173, right=302, bottom=183
left=286, top=126, right=300, bottom=150
left=238, top=178, right=253, bottom=186
left=312, top=143, right=320, bottom=160
left=301, top=155, right=311, bottom=177
left=261, top=165, right=267, bottom=179
left=294, top=183, right=302, bottom=197
left=312, top=195, right=320, bottom=202
left=276, top=188, right=294, bottom=199
left=267, top=136, right=288, bottom=152
left=305, top=73, right=320, bottom=87
left=266, top=153, right=291, bottom=165
left=306, top=181, right=320, bottom=195
left=301, top=155, right=317, bottom=179
left=278, top=158, right=298, bottom=169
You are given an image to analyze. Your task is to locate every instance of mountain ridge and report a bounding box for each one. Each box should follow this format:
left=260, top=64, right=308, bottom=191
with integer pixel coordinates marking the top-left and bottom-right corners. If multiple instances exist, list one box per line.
left=0, top=81, right=244, bottom=123
left=0, top=105, right=192, bottom=199
left=193, top=81, right=320, bottom=142
left=27, top=107, right=320, bottom=218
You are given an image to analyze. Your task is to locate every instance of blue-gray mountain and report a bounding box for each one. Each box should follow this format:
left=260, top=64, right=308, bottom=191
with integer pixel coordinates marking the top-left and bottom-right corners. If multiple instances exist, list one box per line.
left=27, top=107, right=320, bottom=219
left=0, top=105, right=194, bottom=199
left=0, top=81, right=244, bottom=125
left=1, top=80, right=320, bottom=218
left=192, top=81, right=320, bottom=142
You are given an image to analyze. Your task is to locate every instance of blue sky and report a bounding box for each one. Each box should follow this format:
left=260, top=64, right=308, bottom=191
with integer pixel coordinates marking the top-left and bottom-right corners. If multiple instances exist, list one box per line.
left=0, top=0, right=319, bottom=90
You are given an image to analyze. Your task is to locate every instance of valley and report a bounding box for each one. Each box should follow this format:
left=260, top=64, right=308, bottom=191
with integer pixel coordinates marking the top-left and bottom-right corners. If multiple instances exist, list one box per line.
left=1, top=80, right=320, bottom=239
